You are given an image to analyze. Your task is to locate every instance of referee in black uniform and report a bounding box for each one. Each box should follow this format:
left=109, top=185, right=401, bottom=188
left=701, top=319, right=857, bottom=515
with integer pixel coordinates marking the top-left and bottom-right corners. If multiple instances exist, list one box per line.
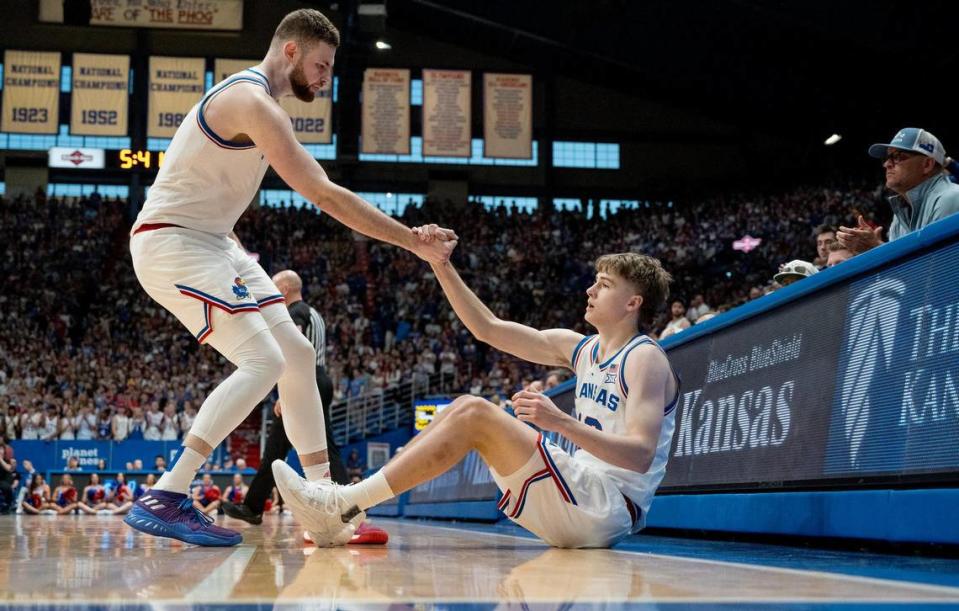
left=223, top=269, right=347, bottom=522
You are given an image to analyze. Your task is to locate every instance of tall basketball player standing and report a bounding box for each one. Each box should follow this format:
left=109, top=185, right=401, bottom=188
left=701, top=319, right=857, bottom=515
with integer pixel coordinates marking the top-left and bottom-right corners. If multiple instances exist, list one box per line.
left=125, top=9, right=456, bottom=546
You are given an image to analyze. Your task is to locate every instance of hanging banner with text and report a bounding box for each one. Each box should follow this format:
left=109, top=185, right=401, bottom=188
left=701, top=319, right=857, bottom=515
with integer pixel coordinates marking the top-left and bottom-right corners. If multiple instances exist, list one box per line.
left=422, top=69, right=471, bottom=158
left=87, top=0, right=243, bottom=30
left=1, top=50, right=61, bottom=134
left=70, top=53, right=129, bottom=136
left=216, top=58, right=332, bottom=145
left=213, top=58, right=253, bottom=85
left=483, top=73, right=532, bottom=159
left=148, top=56, right=205, bottom=138
left=279, top=85, right=333, bottom=145
left=361, top=68, right=410, bottom=155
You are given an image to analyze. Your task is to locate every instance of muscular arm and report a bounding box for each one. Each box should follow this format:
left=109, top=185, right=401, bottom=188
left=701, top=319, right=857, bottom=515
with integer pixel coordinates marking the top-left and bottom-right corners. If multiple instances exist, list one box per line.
left=430, top=261, right=582, bottom=367
left=226, top=88, right=452, bottom=263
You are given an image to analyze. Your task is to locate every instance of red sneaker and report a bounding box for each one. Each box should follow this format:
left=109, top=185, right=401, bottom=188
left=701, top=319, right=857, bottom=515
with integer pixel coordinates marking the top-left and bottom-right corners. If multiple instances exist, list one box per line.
left=348, top=521, right=389, bottom=545
left=302, top=522, right=388, bottom=545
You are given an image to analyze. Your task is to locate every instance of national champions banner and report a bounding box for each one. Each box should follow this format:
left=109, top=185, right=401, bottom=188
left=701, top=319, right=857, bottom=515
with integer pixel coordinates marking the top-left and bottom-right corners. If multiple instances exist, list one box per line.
left=70, top=53, right=129, bottom=136
left=215, top=59, right=333, bottom=144
left=148, top=56, right=205, bottom=138
left=213, top=58, right=253, bottom=87
left=1, top=50, right=60, bottom=134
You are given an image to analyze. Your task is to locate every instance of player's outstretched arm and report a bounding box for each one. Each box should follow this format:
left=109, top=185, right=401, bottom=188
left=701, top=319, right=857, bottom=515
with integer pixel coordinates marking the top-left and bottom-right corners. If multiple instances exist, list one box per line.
left=429, top=259, right=583, bottom=368
left=237, top=92, right=455, bottom=265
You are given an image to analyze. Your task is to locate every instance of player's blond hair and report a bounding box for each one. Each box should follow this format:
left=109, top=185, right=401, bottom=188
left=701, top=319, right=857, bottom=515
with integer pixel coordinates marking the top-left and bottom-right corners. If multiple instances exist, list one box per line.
left=595, top=253, right=671, bottom=329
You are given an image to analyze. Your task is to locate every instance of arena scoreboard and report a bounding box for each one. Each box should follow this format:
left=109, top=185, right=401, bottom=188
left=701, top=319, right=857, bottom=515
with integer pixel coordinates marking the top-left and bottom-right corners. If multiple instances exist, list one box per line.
left=414, top=399, right=453, bottom=432
left=46, top=148, right=167, bottom=171
left=112, top=148, right=166, bottom=170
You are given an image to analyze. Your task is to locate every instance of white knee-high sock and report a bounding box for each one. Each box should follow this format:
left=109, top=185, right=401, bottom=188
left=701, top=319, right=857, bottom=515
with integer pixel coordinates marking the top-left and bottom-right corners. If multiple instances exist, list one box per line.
left=271, top=321, right=328, bottom=456
left=153, top=329, right=286, bottom=494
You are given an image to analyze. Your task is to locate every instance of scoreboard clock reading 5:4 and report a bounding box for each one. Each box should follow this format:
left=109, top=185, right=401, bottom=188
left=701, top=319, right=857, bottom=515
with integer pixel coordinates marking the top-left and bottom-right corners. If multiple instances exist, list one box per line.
left=116, top=149, right=165, bottom=170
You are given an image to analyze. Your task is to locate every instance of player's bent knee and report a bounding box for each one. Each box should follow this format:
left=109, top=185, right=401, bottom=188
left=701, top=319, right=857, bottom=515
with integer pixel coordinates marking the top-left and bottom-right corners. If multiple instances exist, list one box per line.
left=246, top=337, right=287, bottom=381
left=448, top=396, right=499, bottom=426
left=275, top=324, right=316, bottom=365
left=289, top=334, right=316, bottom=365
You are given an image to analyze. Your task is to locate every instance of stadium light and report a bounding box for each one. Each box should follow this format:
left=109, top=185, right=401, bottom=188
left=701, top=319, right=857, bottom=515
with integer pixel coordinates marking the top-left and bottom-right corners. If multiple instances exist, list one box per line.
left=375, top=40, right=392, bottom=50
left=824, top=133, right=842, bottom=146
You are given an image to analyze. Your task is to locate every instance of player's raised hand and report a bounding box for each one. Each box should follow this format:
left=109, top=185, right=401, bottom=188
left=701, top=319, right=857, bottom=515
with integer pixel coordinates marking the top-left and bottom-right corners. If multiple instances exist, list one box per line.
left=412, top=224, right=458, bottom=243
left=510, top=390, right=570, bottom=432
left=410, top=224, right=458, bottom=264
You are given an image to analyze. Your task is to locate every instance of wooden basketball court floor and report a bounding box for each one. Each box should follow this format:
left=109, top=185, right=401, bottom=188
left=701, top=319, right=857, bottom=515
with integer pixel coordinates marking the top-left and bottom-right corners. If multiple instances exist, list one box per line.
left=1, top=514, right=958, bottom=609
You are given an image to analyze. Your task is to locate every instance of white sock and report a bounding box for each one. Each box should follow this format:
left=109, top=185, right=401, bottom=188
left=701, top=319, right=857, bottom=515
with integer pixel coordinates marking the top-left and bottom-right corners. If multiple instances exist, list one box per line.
left=153, top=447, right=207, bottom=494
left=303, top=462, right=330, bottom=482
left=339, top=471, right=395, bottom=511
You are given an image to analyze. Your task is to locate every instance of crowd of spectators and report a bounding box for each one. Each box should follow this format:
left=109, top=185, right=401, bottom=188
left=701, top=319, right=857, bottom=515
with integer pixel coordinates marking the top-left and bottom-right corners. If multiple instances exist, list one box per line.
left=0, top=436, right=257, bottom=514
left=0, top=178, right=892, bottom=444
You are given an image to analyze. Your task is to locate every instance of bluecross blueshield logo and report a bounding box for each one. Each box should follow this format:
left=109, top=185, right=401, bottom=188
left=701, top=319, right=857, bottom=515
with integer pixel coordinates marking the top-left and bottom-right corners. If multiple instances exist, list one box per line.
left=840, top=278, right=905, bottom=468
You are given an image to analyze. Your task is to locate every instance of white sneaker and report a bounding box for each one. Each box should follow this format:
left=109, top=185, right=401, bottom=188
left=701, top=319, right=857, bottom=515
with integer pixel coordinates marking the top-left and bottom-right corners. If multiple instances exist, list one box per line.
left=301, top=528, right=354, bottom=546
left=272, top=460, right=365, bottom=547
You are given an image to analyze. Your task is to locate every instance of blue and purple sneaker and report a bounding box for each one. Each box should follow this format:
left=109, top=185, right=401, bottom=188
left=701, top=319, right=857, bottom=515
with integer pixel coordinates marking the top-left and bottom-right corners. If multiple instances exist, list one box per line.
left=123, top=489, right=242, bottom=546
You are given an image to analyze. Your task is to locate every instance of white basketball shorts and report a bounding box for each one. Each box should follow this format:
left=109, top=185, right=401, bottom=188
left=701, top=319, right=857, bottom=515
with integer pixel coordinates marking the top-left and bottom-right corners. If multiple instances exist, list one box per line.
left=490, top=433, right=638, bottom=548
left=130, top=225, right=292, bottom=354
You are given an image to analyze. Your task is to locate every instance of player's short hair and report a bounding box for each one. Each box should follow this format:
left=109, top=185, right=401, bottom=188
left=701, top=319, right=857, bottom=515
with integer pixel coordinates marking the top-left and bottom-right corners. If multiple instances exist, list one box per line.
left=595, top=253, right=671, bottom=330
left=273, top=9, right=340, bottom=49
left=828, top=240, right=851, bottom=252
left=815, top=224, right=837, bottom=236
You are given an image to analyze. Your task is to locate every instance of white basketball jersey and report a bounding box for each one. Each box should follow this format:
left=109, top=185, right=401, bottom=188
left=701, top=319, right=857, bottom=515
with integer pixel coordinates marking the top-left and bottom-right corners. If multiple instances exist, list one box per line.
left=570, top=333, right=679, bottom=527
left=133, top=69, right=272, bottom=236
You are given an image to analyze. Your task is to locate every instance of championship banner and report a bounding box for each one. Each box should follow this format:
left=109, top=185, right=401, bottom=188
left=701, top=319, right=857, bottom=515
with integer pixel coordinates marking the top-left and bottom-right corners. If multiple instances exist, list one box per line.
left=148, top=56, right=205, bottom=138
left=483, top=73, right=532, bottom=159
left=217, top=59, right=333, bottom=145
left=279, top=85, right=333, bottom=144
left=361, top=68, right=410, bottom=155
left=213, top=58, right=253, bottom=85
left=1, top=50, right=60, bottom=134
left=70, top=53, right=129, bottom=136
left=422, top=69, right=471, bottom=158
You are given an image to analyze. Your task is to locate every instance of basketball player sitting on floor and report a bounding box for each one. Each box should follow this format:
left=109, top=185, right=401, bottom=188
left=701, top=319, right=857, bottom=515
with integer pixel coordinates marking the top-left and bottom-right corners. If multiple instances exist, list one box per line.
left=274, top=232, right=680, bottom=548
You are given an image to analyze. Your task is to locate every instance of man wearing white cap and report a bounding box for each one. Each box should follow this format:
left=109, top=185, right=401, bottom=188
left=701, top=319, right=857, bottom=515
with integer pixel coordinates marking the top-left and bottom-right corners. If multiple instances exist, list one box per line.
left=838, top=127, right=959, bottom=253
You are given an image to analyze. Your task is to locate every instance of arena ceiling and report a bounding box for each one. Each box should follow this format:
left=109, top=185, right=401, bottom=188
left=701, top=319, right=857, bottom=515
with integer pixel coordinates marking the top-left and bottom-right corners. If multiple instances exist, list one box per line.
left=379, top=0, right=955, bottom=149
